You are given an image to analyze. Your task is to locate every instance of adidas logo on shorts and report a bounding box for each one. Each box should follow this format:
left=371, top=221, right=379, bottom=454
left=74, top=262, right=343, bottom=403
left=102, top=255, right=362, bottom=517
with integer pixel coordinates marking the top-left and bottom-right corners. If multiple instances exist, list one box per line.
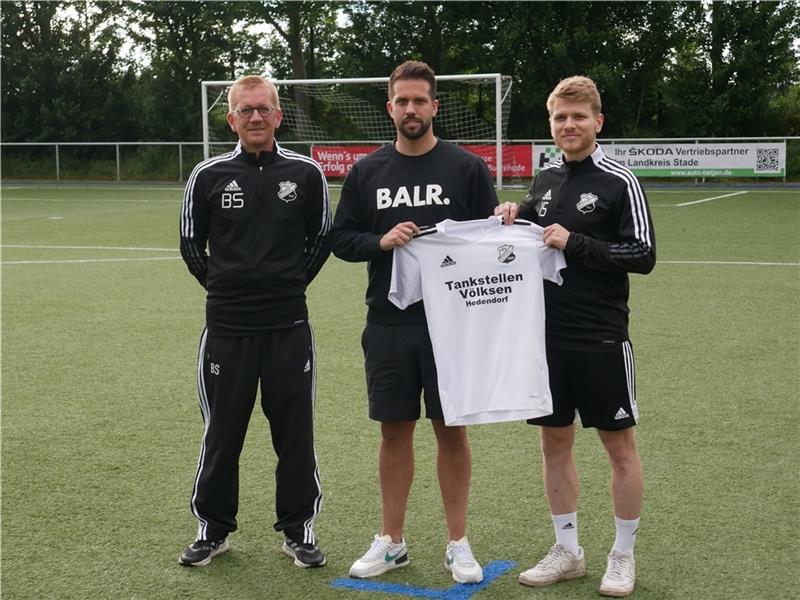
left=614, top=407, right=630, bottom=420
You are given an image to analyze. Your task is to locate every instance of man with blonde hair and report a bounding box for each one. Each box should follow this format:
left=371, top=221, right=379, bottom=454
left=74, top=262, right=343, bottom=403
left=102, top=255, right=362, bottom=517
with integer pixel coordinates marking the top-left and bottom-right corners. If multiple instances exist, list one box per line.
left=497, top=75, right=655, bottom=597
left=178, top=75, right=331, bottom=569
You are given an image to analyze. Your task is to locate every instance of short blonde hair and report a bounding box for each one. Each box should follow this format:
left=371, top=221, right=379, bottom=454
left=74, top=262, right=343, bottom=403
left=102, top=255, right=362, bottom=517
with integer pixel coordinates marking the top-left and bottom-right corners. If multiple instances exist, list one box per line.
left=547, top=76, right=601, bottom=116
left=227, top=75, right=280, bottom=112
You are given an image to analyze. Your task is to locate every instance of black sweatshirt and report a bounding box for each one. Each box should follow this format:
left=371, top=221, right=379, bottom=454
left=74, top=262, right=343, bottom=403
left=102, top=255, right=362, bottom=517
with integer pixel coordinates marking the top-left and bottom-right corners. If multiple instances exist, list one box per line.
left=330, top=139, right=498, bottom=325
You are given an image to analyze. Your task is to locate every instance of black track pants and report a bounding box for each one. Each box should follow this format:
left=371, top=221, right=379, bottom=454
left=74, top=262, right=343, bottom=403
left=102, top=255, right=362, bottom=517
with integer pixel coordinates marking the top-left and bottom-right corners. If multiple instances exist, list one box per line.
left=189, top=323, right=322, bottom=543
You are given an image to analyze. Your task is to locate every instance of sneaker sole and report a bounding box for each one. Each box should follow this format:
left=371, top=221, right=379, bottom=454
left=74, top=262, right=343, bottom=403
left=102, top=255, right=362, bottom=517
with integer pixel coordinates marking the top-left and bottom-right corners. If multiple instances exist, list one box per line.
left=445, top=562, right=484, bottom=584
left=281, top=542, right=327, bottom=568
left=349, top=554, right=409, bottom=578
left=178, top=540, right=230, bottom=567
left=599, top=583, right=635, bottom=597
left=518, top=566, right=586, bottom=587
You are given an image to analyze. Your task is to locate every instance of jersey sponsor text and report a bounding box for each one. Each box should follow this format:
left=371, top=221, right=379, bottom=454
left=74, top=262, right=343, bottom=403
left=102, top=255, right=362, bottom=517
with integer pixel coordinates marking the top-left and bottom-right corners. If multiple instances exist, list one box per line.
left=444, top=272, right=522, bottom=289
left=445, top=272, right=523, bottom=306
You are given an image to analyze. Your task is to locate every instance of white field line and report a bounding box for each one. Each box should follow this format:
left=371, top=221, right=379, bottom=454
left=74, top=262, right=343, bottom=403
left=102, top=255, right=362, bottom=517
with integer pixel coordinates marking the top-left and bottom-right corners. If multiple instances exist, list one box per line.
left=650, top=189, right=797, bottom=194
left=2, top=256, right=181, bottom=265
left=2, top=244, right=180, bottom=264
left=675, top=191, right=749, bottom=206
left=659, top=260, right=799, bottom=266
left=2, top=244, right=175, bottom=251
left=2, top=196, right=179, bottom=203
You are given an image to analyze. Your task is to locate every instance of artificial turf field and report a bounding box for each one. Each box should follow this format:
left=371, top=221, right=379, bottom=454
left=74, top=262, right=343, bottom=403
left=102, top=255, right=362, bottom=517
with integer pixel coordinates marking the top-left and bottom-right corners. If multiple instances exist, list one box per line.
left=2, top=184, right=798, bottom=600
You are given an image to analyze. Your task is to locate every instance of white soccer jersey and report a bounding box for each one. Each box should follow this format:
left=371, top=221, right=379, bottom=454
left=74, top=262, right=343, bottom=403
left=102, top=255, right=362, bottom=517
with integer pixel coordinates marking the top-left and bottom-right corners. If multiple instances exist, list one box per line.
left=389, top=216, right=566, bottom=425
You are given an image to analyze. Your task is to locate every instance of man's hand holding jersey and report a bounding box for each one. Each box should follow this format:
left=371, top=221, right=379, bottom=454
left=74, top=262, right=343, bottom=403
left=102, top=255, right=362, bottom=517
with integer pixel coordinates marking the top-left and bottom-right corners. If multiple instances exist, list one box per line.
left=380, top=221, right=420, bottom=250
left=495, top=202, right=570, bottom=250
left=541, top=223, right=570, bottom=250
left=495, top=201, right=519, bottom=225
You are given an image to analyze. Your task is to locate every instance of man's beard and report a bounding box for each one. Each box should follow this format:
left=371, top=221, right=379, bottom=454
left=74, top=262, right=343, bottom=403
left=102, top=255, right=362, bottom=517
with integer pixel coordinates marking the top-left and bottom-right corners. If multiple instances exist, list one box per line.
left=398, top=117, right=432, bottom=140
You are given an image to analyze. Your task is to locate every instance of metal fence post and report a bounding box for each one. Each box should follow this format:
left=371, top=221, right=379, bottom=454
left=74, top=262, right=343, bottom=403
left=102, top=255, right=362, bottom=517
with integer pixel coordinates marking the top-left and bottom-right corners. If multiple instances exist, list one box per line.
left=116, top=144, right=121, bottom=181
left=178, top=144, right=183, bottom=182
left=55, top=144, right=60, bottom=181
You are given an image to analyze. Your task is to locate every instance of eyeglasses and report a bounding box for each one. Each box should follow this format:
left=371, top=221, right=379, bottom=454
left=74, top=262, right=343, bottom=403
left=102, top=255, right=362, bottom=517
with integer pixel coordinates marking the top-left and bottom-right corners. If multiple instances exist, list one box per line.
left=235, top=106, right=277, bottom=119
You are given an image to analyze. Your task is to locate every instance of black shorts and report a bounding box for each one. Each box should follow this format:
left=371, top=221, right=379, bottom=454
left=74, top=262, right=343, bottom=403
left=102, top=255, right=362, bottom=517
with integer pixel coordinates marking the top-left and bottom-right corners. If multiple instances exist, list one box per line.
left=361, top=322, right=443, bottom=421
left=528, top=341, right=639, bottom=430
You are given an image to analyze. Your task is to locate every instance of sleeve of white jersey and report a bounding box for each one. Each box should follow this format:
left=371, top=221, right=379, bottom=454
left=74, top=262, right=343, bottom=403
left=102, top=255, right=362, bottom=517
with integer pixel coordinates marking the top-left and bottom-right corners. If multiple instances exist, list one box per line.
left=525, top=222, right=566, bottom=285
left=539, top=244, right=566, bottom=285
left=388, top=244, right=423, bottom=309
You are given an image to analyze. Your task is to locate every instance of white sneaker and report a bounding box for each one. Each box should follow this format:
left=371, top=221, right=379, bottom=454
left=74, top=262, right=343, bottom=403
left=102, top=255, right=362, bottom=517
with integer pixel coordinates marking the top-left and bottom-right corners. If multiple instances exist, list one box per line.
left=445, top=536, right=484, bottom=583
left=349, top=534, right=409, bottom=578
left=518, top=544, right=586, bottom=587
left=599, top=550, right=636, bottom=597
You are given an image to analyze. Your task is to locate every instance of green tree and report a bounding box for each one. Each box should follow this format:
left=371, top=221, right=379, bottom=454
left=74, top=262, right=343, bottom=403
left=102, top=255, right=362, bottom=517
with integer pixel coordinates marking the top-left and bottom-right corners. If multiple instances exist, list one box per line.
left=1, top=1, right=137, bottom=142
left=333, top=2, right=687, bottom=138
left=483, top=1, right=689, bottom=138
left=3, top=0, right=798, bottom=147
left=125, top=0, right=251, bottom=140
left=242, top=1, right=341, bottom=139
left=663, top=0, right=800, bottom=137
left=337, top=1, right=445, bottom=76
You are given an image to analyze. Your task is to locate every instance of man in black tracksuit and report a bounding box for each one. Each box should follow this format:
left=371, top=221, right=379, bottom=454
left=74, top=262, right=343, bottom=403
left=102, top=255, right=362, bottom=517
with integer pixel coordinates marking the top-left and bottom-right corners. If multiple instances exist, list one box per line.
left=498, top=76, right=655, bottom=597
left=178, top=75, right=331, bottom=568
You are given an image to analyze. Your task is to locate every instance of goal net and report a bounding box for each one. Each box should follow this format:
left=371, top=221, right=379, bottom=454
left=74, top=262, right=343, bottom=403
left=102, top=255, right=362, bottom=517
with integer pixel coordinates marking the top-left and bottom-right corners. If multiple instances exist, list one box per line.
left=201, top=74, right=512, bottom=187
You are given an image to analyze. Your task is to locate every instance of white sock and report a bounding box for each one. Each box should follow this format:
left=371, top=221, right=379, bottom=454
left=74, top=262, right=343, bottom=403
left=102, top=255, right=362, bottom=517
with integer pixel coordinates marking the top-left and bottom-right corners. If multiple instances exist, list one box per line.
left=552, top=512, right=579, bottom=555
left=612, top=516, right=640, bottom=556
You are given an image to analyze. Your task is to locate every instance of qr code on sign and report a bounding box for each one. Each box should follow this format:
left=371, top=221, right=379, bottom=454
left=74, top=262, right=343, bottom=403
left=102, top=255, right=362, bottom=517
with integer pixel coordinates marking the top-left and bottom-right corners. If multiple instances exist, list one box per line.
left=756, top=148, right=780, bottom=172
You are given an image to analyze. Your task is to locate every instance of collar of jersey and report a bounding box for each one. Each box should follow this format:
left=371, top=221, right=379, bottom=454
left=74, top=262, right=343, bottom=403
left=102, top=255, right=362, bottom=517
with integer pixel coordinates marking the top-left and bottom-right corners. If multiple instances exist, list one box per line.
left=238, top=142, right=278, bottom=166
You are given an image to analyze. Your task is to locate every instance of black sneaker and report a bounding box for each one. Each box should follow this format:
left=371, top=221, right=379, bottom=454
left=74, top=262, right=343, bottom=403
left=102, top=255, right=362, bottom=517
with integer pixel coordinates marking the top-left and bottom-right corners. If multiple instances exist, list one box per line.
left=178, top=538, right=229, bottom=566
left=282, top=537, right=326, bottom=568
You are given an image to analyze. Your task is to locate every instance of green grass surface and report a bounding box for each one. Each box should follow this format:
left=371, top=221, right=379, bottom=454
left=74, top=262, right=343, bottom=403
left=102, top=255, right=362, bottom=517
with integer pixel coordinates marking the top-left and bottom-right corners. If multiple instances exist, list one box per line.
left=2, top=184, right=799, bottom=599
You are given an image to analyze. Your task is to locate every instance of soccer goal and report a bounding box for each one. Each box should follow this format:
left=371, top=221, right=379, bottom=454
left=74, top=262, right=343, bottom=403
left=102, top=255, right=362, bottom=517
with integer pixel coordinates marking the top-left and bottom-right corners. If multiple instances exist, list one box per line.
left=201, top=74, right=512, bottom=188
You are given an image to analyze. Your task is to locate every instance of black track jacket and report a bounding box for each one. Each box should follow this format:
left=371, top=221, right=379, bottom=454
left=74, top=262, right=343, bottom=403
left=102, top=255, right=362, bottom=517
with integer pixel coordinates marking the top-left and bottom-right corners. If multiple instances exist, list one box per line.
left=180, top=142, right=331, bottom=334
left=518, top=144, right=655, bottom=348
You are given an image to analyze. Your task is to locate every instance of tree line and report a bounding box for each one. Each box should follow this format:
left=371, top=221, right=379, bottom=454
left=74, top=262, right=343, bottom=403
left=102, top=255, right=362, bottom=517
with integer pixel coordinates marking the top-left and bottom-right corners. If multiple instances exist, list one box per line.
left=2, top=0, right=799, bottom=145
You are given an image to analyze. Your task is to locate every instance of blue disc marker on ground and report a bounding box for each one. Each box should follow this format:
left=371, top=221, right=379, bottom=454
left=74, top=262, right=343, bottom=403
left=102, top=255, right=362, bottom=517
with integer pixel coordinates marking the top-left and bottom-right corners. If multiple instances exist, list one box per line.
left=330, top=559, right=516, bottom=599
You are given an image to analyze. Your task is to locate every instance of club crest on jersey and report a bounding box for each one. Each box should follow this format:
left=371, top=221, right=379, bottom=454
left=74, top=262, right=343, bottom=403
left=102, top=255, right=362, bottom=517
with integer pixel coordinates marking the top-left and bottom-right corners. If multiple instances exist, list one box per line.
left=278, top=181, right=298, bottom=202
left=497, top=244, right=516, bottom=264
left=577, top=192, right=598, bottom=214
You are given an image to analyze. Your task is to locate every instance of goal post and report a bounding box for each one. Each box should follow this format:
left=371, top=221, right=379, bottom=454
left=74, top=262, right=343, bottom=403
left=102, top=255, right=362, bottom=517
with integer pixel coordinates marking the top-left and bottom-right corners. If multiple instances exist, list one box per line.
left=201, top=74, right=512, bottom=188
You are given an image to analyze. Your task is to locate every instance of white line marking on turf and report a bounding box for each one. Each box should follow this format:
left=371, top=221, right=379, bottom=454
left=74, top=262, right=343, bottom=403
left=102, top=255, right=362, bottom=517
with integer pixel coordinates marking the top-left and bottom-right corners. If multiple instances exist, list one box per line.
left=675, top=191, right=749, bottom=206
left=3, top=244, right=175, bottom=251
left=651, top=189, right=798, bottom=194
left=660, top=260, right=799, bottom=266
left=2, top=257, right=181, bottom=265
left=2, top=197, right=179, bottom=203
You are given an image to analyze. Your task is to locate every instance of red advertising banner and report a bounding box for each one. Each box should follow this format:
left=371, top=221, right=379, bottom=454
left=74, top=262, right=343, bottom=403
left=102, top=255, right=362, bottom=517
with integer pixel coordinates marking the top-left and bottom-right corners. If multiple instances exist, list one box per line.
left=311, top=145, right=380, bottom=177
left=311, top=144, right=533, bottom=178
left=463, top=144, right=533, bottom=177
